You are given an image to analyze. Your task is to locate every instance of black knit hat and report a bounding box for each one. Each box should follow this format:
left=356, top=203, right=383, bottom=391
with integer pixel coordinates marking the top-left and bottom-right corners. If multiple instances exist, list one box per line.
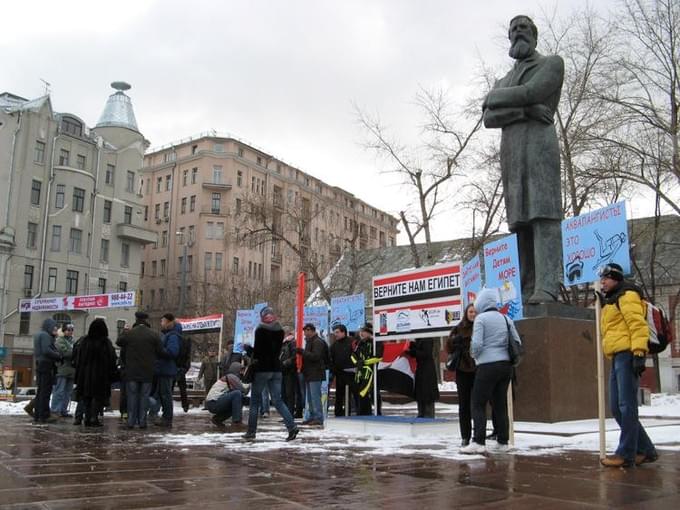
left=360, top=322, right=373, bottom=334
left=599, top=263, right=624, bottom=282
left=135, top=311, right=149, bottom=320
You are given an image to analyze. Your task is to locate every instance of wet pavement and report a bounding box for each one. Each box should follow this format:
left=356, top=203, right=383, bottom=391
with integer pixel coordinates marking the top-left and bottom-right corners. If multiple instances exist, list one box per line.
left=0, top=411, right=679, bottom=509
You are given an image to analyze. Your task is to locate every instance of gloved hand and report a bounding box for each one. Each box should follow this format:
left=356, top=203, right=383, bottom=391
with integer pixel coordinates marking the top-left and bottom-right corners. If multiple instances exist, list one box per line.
left=356, top=359, right=364, bottom=369
left=633, top=355, right=646, bottom=377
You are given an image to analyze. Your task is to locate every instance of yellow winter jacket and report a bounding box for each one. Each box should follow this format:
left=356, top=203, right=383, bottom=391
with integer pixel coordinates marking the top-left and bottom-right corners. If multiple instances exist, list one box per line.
left=600, top=289, right=648, bottom=358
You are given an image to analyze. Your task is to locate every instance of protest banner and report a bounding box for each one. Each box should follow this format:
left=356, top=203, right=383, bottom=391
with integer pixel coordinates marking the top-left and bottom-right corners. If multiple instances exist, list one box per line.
left=330, top=293, right=366, bottom=332
left=372, top=262, right=462, bottom=341
left=19, top=291, right=135, bottom=312
left=483, top=234, right=523, bottom=320
left=461, top=254, right=482, bottom=307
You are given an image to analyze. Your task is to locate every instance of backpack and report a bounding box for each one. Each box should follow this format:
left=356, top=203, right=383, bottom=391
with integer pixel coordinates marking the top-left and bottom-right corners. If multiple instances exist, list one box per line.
left=616, top=295, right=672, bottom=355
left=176, top=334, right=192, bottom=370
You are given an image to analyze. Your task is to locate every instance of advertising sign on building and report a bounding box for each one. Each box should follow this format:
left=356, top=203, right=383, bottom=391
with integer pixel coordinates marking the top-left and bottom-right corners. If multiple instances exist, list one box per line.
left=372, top=263, right=462, bottom=341
left=561, top=201, right=630, bottom=286
left=19, top=291, right=136, bottom=312
left=461, top=254, right=482, bottom=307
left=330, top=293, right=365, bottom=332
left=483, top=234, right=523, bottom=320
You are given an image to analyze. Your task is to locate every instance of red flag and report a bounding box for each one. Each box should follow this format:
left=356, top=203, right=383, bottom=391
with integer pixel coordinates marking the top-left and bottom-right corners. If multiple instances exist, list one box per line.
left=295, top=272, right=305, bottom=372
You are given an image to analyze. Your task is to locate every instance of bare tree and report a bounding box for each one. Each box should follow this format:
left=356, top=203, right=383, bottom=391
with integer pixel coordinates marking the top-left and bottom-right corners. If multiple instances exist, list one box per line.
left=356, top=88, right=482, bottom=268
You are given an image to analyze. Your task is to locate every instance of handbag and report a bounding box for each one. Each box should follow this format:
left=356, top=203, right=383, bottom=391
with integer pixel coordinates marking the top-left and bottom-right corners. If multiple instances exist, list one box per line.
left=503, top=316, right=524, bottom=367
left=241, top=361, right=255, bottom=384
left=445, top=348, right=462, bottom=371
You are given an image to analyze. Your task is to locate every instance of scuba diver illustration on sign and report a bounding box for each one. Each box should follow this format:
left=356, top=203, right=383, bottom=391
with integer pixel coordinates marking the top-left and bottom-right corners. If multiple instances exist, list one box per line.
left=592, top=230, right=626, bottom=272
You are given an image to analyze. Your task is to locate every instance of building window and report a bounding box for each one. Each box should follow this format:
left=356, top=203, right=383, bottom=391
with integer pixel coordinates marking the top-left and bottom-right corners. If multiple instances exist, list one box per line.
left=215, top=222, right=224, bottom=240
left=188, top=225, right=195, bottom=242
left=27, top=222, right=38, bottom=249
left=178, top=227, right=185, bottom=243
left=187, top=255, right=193, bottom=273
left=105, top=164, right=115, bottom=185
left=34, top=141, right=45, bottom=163
left=31, top=180, right=41, bottom=206
left=205, top=252, right=212, bottom=271
left=144, top=206, right=148, bottom=221
left=232, top=257, right=239, bottom=274
left=190, top=195, right=196, bottom=212
left=66, top=270, right=79, bottom=294
left=154, top=204, right=160, bottom=220
left=206, top=222, right=214, bottom=240
left=235, top=198, right=242, bottom=216
left=213, top=143, right=224, bottom=152
left=212, top=165, right=222, bottom=184
left=238, top=147, right=244, bottom=157
left=160, top=259, right=166, bottom=276
left=100, top=239, right=109, bottom=263
left=178, top=256, right=183, bottom=272
left=24, top=265, right=34, bottom=293
left=61, top=117, right=82, bottom=136
left=103, top=200, right=112, bottom=223
left=119, top=281, right=127, bottom=292
left=215, top=252, right=223, bottom=271
left=257, top=156, right=262, bottom=166
left=191, top=167, right=198, bottom=184
left=19, top=312, right=31, bottom=335
left=152, top=260, right=157, bottom=276
left=124, top=206, right=132, bottom=224
left=50, top=225, right=61, bottom=251
left=69, top=228, right=82, bottom=254
left=159, top=288, right=165, bottom=302
left=76, top=154, right=86, bottom=170
left=55, top=184, right=65, bottom=209
left=161, top=230, right=168, bottom=247
left=163, top=202, right=169, bottom=218
left=121, top=243, right=130, bottom=267
left=127, top=171, right=135, bottom=193
left=192, top=144, right=198, bottom=155
left=47, top=267, right=57, bottom=292
left=72, top=187, right=85, bottom=212
left=183, top=169, right=188, bottom=186
left=237, top=171, right=242, bottom=187
left=165, top=174, right=172, bottom=191
left=211, top=193, right=221, bottom=214
left=59, top=149, right=70, bottom=166
left=141, top=261, right=145, bottom=277
left=181, top=197, right=187, bottom=214
left=157, top=177, right=162, bottom=193
left=98, top=278, right=106, bottom=294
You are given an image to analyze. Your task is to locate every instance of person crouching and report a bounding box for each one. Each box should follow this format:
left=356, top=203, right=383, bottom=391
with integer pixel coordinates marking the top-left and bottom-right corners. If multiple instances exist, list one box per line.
left=206, top=362, right=248, bottom=431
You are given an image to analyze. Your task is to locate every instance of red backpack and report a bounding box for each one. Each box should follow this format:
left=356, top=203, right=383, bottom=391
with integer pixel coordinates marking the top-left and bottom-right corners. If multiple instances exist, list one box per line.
left=616, top=294, right=672, bottom=355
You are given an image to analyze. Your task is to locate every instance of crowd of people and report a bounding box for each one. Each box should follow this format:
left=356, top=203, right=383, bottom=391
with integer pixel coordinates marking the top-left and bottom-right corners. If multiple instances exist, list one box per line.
left=26, top=268, right=657, bottom=465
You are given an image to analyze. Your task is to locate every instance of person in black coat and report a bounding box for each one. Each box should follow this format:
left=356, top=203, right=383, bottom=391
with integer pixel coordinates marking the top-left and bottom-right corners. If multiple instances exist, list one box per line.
left=298, top=323, right=327, bottom=425
left=330, top=324, right=354, bottom=417
left=74, top=319, right=118, bottom=427
left=408, top=338, right=440, bottom=418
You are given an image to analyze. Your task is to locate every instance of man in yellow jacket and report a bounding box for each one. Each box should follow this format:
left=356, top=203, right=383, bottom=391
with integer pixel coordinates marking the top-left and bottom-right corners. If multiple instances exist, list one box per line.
left=599, top=263, right=658, bottom=468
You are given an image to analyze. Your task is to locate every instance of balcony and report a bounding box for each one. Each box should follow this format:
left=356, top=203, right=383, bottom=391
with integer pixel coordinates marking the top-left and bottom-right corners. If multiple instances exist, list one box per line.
left=200, top=205, right=229, bottom=216
left=116, top=223, right=158, bottom=244
left=271, top=252, right=282, bottom=265
left=202, top=181, right=232, bottom=191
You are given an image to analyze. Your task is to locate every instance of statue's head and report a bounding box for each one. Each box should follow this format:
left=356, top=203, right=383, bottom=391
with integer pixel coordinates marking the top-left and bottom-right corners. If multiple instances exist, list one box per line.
left=508, top=15, right=537, bottom=60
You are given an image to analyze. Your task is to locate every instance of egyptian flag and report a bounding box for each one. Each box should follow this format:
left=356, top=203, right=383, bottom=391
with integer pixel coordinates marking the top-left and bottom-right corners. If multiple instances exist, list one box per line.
left=378, top=341, right=415, bottom=399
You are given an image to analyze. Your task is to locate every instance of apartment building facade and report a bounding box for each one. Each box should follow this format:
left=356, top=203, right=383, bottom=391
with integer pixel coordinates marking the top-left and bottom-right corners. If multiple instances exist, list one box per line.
left=140, top=134, right=399, bottom=319
left=0, top=83, right=155, bottom=384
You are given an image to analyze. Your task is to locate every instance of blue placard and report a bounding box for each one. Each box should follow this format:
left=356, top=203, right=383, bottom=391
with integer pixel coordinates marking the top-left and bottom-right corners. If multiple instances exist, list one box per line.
left=561, top=201, right=630, bottom=286
left=233, top=309, right=258, bottom=354
left=253, top=302, right=268, bottom=315
left=298, top=306, right=330, bottom=341
left=483, top=234, right=523, bottom=320
left=330, top=293, right=365, bottom=333
left=461, top=254, right=482, bottom=308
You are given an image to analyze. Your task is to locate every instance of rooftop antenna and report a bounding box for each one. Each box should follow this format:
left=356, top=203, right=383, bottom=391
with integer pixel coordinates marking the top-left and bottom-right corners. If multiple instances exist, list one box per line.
left=39, top=78, right=51, bottom=95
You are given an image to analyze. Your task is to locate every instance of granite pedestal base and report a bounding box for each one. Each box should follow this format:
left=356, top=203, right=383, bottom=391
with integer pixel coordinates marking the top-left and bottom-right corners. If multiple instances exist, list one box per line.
left=514, top=305, right=607, bottom=422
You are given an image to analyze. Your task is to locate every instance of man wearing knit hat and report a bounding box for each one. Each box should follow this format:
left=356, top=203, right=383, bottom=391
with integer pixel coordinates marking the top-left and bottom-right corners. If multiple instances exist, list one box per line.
left=598, top=263, right=658, bottom=467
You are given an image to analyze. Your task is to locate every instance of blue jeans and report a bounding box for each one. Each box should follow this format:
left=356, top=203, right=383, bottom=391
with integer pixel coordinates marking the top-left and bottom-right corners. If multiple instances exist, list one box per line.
left=50, top=376, right=74, bottom=415
left=305, top=380, right=323, bottom=422
left=247, top=372, right=296, bottom=434
left=149, top=376, right=174, bottom=422
left=206, top=390, right=243, bottom=423
left=127, top=381, right=152, bottom=427
left=610, top=351, right=656, bottom=462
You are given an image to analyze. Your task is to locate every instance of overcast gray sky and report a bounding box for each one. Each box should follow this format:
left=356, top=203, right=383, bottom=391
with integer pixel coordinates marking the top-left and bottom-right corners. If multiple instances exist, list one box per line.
left=3, top=0, right=623, bottom=243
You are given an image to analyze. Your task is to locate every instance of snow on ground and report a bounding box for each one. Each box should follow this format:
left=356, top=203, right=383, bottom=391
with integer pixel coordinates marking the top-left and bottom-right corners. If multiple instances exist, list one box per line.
left=3, top=393, right=679, bottom=461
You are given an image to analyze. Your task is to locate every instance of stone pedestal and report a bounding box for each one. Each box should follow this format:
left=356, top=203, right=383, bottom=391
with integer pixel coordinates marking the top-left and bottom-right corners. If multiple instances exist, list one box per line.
left=513, top=304, right=607, bottom=422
